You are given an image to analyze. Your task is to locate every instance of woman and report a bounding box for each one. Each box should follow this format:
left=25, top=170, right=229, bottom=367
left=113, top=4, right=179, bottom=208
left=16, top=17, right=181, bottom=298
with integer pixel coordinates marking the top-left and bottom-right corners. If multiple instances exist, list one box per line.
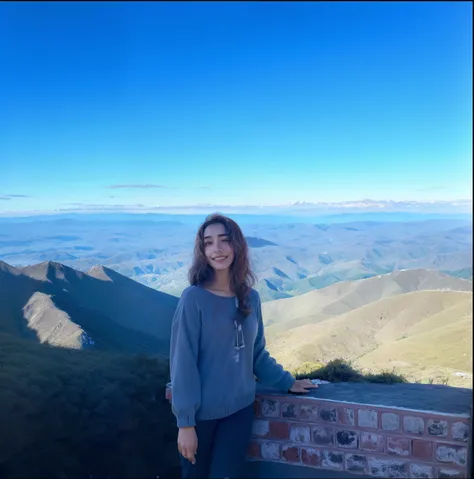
left=170, top=213, right=316, bottom=478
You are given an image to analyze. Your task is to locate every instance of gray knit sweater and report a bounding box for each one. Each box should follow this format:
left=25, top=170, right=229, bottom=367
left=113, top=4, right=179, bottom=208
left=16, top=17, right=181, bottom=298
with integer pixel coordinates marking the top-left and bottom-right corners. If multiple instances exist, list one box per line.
left=169, top=285, right=295, bottom=427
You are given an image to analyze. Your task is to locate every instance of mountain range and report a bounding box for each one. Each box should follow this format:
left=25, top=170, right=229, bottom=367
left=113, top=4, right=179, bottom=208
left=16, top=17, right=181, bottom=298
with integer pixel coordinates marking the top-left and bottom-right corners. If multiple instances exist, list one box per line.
left=1, top=215, right=471, bottom=304
left=1, top=258, right=471, bottom=386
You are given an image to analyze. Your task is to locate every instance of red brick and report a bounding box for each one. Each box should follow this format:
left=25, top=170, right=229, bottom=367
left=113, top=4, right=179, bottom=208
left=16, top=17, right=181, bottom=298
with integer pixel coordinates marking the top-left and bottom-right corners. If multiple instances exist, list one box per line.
left=322, top=450, right=344, bottom=469
left=281, top=401, right=299, bottom=418
left=390, top=460, right=408, bottom=477
left=435, top=444, right=468, bottom=466
left=300, top=404, right=319, bottom=421
left=387, top=436, right=411, bottom=456
left=451, top=422, right=469, bottom=442
left=339, top=407, right=355, bottom=426
left=311, top=425, right=334, bottom=445
left=282, top=445, right=300, bottom=462
left=336, top=430, right=358, bottom=449
left=409, top=463, right=434, bottom=478
left=345, top=453, right=367, bottom=473
left=381, top=412, right=400, bottom=431
left=360, top=432, right=384, bottom=452
left=428, top=420, right=448, bottom=437
left=290, top=424, right=311, bottom=442
left=413, top=440, right=434, bottom=460
left=320, top=407, right=338, bottom=422
left=358, top=409, right=378, bottom=428
left=247, top=441, right=261, bottom=458
left=368, top=457, right=390, bottom=477
left=403, top=415, right=425, bottom=435
left=269, top=421, right=290, bottom=439
left=301, top=447, right=321, bottom=466
left=261, top=442, right=281, bottom=460
left=260, top=398, right=280, bottom=417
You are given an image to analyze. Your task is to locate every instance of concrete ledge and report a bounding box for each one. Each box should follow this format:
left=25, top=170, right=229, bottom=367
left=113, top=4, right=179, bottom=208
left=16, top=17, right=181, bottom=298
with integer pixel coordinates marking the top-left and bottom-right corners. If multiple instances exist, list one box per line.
left=166, top=382, right=472, bottom=478
left=256, top=382, right=472, bottom=417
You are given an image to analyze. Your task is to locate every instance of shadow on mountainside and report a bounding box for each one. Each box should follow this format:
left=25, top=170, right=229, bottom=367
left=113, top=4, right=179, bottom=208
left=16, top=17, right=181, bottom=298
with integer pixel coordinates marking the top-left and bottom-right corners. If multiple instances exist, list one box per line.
left=0, top=260, right=178, bottom=355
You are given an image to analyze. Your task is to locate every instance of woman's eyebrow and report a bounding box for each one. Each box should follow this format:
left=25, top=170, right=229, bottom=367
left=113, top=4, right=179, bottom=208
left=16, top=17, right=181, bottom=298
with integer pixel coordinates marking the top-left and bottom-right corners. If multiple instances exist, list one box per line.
left=204, top=233, right=229, bottom=240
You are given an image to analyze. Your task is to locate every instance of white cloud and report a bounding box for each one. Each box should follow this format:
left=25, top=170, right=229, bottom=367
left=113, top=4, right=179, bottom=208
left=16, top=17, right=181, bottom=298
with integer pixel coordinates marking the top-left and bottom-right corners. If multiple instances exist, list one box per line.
left=0, top=194, right=32, bottom=200
left=107, top=184, right=171, bottom=189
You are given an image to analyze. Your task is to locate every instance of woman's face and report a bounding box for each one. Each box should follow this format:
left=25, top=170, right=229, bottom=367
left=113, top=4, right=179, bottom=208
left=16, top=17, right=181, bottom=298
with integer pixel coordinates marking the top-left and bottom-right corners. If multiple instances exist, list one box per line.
left=203, top=222, right=235, bottom=272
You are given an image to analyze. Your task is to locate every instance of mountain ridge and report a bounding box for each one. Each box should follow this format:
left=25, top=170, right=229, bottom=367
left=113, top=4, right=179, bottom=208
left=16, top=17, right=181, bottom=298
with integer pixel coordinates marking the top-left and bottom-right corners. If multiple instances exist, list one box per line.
left=262, top=268, right=472, bottom=330
left=0, top=260, right=178, bottom=355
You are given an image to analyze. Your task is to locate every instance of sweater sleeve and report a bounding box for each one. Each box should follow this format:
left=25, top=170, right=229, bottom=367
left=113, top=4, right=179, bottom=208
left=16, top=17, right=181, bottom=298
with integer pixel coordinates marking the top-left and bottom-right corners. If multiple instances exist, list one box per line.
left=169, top=288, right=201, bottom=427
left=252, top=292, right=295, bottom=392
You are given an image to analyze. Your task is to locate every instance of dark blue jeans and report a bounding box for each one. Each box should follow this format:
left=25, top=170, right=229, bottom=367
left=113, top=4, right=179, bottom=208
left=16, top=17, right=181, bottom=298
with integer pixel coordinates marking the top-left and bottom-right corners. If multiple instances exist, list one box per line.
left=180, top=403, right=254, bottom=478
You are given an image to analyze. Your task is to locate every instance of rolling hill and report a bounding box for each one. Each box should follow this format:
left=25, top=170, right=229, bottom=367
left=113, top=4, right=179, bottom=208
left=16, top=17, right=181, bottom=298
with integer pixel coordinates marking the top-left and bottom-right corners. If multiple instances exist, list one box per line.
left=354, top=293, right=472, bottom=385
left=262, top=271, right=472, bottom=387
left=262, top=269, right=472, bottom=335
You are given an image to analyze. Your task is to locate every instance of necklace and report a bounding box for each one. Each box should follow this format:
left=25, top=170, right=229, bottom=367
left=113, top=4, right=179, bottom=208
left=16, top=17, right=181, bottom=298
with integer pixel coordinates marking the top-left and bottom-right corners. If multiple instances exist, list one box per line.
left=207, top=286, right=234, bottom=297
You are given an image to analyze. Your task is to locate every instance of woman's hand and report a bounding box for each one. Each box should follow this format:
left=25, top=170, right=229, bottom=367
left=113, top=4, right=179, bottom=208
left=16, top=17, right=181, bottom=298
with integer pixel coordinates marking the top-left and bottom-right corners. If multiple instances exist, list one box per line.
left=178, top=427, right=198, bottom=465
left=289, top=378, right=318, bottom=394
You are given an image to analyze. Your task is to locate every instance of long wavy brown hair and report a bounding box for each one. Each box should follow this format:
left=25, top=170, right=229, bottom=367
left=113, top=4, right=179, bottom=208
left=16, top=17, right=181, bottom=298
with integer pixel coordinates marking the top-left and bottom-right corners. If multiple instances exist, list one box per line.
left=188, top=213, right=257, bottom=318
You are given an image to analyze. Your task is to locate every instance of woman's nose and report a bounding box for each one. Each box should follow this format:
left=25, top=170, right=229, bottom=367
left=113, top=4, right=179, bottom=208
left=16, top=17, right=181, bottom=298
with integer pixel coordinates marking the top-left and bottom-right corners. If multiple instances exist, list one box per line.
left=214, top=241, right=225, bottom=252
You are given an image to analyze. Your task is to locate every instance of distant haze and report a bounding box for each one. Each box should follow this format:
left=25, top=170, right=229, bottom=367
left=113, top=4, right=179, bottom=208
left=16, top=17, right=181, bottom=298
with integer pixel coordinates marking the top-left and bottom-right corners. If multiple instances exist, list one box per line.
left=0, top=198, right=472, bottom=218
left=0, top=213, right=471, bottom=302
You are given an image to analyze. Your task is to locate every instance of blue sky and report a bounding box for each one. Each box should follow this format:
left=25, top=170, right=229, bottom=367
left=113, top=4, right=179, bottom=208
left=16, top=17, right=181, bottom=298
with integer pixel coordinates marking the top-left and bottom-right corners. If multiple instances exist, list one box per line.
left=0, top=1, right=472, bottom=214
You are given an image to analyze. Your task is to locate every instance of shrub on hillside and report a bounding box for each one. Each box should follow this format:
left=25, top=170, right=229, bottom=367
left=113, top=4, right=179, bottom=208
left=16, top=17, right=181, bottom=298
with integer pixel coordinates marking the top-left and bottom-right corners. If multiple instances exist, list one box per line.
left=290, top=358, right=407, bottom=384
left=290, top=361, right=325, bottom=377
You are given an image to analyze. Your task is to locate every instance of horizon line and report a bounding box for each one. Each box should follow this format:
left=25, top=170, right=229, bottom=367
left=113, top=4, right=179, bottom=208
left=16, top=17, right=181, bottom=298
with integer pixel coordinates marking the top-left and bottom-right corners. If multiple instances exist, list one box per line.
left=0, top=198, right=472, bottom=218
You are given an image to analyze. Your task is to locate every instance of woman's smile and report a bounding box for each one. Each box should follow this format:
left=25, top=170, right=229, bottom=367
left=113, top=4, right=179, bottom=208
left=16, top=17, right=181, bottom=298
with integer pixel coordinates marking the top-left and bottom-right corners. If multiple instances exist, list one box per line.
left=204, top=222, right=235, bottom=270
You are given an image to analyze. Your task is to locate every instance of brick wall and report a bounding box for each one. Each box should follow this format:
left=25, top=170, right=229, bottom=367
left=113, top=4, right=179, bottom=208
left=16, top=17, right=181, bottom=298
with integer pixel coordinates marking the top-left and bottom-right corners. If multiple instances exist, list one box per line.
left=248, top=393, right=471, bottom=478
left=165, top=386, right=471, bottom=479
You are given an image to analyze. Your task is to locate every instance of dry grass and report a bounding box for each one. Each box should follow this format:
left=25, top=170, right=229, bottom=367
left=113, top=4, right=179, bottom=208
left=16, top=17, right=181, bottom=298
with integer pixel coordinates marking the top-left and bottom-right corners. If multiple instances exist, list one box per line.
left=355, top=298, right=472, bottom=388
left=262, top=269, right=472, bottom=332
left=265, top=286, right=472, bottom=388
